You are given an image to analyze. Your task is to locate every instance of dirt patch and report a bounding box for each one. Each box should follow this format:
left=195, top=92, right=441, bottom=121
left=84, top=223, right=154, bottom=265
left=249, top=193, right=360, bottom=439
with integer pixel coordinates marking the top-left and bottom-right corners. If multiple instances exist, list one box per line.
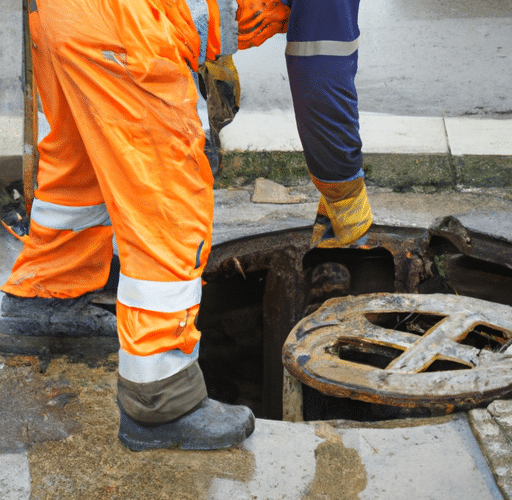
left=302, top=422, right=367, bottom=499
left=22, top=355, right=255, bottom=500
left=0, top=355, right=81, bottom=452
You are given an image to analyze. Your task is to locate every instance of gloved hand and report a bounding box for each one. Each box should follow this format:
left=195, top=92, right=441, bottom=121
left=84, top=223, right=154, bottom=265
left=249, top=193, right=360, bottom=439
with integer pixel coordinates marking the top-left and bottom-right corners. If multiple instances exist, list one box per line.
left=236, top=0, right=290, bottom=49
left=310, top=176, right=373, bottom=248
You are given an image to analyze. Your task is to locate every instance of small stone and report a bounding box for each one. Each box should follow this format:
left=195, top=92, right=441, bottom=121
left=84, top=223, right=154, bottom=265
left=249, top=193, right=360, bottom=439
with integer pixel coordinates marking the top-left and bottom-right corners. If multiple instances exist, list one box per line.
left=251, top=178, right=308, bottom=204
left=47, top=393, right=77, bottom=408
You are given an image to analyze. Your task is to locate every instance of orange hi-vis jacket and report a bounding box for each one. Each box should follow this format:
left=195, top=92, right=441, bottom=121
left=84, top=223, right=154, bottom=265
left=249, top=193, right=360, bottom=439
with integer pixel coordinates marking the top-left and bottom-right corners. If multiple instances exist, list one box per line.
left=2, top=0, right=289, bottom=387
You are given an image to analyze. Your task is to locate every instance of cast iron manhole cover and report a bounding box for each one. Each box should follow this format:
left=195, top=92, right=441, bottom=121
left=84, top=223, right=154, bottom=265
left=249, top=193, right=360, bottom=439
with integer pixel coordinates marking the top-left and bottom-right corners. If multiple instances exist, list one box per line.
left=283, top=293, right=512, bottom=410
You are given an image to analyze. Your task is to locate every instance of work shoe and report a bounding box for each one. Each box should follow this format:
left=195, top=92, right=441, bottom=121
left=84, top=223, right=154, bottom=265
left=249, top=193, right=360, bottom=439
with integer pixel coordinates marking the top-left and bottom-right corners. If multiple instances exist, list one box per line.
left=0, top=292, right=117, bottom=337
left=118, top=398, right=256, bottom=451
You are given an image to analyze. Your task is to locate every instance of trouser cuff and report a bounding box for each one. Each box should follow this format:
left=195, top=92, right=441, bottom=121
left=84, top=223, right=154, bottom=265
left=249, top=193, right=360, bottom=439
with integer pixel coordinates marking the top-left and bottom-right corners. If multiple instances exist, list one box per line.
left=117, top=360, right=208, bottom=425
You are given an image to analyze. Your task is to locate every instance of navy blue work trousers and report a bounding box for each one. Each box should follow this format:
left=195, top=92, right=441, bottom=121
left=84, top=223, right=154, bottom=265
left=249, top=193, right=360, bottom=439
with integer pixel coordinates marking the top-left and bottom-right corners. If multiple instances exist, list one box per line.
left=284, top=0, right=362, bottom=182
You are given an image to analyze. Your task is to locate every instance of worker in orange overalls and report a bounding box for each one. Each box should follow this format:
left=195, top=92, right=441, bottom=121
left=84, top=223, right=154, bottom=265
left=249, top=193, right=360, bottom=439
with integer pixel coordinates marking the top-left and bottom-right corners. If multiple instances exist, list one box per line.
left=0, top=0, right=289, bottom=451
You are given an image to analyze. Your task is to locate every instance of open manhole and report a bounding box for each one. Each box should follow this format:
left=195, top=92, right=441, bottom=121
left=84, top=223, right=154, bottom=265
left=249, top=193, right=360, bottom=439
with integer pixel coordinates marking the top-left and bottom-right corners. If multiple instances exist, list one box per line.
left=199, top=219, right=512, bottom=421
left=3, top=218, right=512, bottom=422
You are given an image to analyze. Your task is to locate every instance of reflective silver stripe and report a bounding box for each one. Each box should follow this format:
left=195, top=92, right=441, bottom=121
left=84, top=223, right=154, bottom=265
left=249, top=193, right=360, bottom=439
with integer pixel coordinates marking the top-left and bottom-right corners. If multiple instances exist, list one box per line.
left=30, top=197, right=111, bottom=231
left=285, top=38, right=360, bottom=57
left=119, top=343, right=199, bottom=383
left=101, top=50, right=126, bottom=68
left=187, top=0, right=209, bottom=65
left=117, top=273, right=202, bottom=313
left=112, top=234, right=119, bottom=256
left=218, top=0, right=239, bottom=55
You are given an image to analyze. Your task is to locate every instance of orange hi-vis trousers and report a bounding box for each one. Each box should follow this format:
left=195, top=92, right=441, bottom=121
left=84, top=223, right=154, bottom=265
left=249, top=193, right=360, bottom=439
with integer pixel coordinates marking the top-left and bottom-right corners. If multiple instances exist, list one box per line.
left=2, top=0, right=289, bottom=403
left=3, top=0, right=221, bottom=362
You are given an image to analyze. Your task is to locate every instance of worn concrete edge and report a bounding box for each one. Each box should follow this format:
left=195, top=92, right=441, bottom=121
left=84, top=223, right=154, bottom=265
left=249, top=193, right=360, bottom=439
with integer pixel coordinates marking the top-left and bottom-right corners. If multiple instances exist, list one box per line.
left=468, top=409, right=512, bottom=500
left=215, top=150, right=512, bottom=193
left=0, top=406, right=491, bottom=500
left=1, top=150, right=511, bottom=195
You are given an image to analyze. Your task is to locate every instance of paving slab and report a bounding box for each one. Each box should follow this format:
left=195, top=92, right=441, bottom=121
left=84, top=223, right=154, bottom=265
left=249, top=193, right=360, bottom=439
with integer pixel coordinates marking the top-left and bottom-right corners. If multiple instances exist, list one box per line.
left=469, top=405, right=512, bottom=500
left=219, top=109, right=302, bottom=152
left=211, top=416, right=503, bottom=500
left=0, top=116, right=22, bottom=157
left=220, top=111, right=452, bottom=154
left=0, top=352, right=505, bottom=500
left=219, top=111, right=512, bottom=157
left=360, top=114, right=448, bottom=154
left=445, top=118, right=512, bottom=156
left=0, top=453, right=30, bottom=500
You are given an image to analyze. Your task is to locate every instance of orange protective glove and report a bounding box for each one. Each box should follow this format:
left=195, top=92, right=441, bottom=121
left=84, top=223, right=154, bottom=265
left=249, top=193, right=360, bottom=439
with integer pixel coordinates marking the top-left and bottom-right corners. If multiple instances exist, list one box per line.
left=236, top=0, right=290, bottom=49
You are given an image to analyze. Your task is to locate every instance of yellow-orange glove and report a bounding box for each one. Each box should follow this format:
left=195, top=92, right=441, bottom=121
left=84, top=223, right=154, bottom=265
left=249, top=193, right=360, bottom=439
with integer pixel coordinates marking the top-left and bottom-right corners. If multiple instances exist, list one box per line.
left=310, top=176, right=373, bottom=249
left=236, top=0, right=290, bottom=49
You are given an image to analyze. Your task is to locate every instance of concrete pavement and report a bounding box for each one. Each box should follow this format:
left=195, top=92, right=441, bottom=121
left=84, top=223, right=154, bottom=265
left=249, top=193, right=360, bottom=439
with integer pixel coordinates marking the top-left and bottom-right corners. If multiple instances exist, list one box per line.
left=0, top=352, right=507, bottom=499
left=2, top=147, right=512, bottom=498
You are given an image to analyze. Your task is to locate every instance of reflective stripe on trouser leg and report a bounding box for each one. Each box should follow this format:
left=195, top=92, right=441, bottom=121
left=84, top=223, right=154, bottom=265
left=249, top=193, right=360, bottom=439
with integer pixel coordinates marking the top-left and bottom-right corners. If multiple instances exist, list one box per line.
left=0, top=1, right=114, bottom=298
left=1, top=199, right=113, bottom=298
left=30, top=198, right=111, bottom=231
left=117, top=301, right=208, bottom=424
left=116, top=274, right=204, bottom=358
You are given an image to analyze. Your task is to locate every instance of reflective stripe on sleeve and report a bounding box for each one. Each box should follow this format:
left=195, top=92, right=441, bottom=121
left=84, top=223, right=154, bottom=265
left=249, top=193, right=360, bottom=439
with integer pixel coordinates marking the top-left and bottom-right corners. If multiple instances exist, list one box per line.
left=285, top=38, right=360, bottom=57
left=218, top=0, right=238, bottom=55
left=30, top=197, right=111, bottom=231
left=118, top=343, right=200, bottom=383
left=117, top=273, right=202, bottom=313
left=187, top=0, right=209, bottom=64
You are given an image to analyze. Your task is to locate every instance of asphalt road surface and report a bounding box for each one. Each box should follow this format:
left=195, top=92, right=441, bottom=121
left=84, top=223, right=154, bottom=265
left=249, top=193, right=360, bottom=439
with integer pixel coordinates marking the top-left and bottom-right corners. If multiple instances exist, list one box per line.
left=233, top=0, right=512, bottom=118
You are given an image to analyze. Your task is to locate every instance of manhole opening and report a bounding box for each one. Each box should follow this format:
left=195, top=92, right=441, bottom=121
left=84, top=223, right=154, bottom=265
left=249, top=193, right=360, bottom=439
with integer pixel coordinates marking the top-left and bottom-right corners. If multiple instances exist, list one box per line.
left=424, top=359, right=472, bottom=371
left=198, top=269, right=266, bottom=417
left=460, top=324, right=509, bottom=351
left=335, top=340, right=404, bottom=370
left=199, top=243, right=397, bottom=420
left=197, top=232, right=512, bottom=422
left=364, top=312, right=446, bottom=336
left=305, top=247, right=395, bottom=298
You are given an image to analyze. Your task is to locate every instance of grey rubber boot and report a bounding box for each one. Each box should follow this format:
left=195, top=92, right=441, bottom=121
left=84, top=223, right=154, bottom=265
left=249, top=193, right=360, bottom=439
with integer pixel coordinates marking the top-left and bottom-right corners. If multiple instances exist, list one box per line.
left=0, top=292, right=117, bottom=337
left=118, top=397, right=256, bottom=451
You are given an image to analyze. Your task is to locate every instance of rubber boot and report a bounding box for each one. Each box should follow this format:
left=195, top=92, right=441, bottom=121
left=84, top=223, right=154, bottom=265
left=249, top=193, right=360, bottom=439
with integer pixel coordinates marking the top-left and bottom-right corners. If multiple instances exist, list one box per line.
left=118, top=397, right=255, bottom=451
left=0, top=292, right=117, bottom=337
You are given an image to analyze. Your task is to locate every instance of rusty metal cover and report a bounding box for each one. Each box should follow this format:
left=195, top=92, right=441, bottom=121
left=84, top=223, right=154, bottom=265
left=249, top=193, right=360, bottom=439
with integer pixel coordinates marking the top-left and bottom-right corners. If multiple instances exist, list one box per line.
left=282, top=293, right=512, bottom=410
